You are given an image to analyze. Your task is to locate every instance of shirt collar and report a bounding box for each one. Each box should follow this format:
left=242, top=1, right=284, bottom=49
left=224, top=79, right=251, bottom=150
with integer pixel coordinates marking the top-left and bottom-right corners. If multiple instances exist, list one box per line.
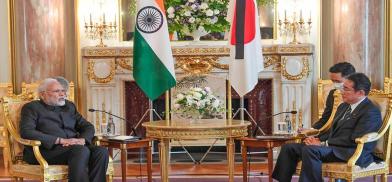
left=350, top=97, right=366, bottom=112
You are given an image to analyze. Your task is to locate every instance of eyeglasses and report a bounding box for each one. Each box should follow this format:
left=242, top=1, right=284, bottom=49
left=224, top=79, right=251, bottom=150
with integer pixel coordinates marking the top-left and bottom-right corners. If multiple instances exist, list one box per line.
left=342, top=87, right=355, bottom=92
left=46, top=89, right=66, bottom=94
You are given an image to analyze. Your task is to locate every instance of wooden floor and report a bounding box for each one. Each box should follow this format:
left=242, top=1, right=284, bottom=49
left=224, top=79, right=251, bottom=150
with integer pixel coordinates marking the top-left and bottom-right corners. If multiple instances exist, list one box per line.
left=0, top=154, right=269, bottom=178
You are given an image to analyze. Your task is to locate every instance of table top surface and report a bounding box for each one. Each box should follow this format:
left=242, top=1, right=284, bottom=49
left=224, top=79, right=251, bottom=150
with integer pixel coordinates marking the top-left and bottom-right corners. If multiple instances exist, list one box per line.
left=142, top=119, right=251, bottom=129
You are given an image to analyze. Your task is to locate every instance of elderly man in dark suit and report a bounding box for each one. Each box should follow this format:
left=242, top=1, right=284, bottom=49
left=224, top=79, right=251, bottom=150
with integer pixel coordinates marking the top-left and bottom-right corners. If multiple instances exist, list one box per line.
left=20, top=78, right=108, bottom=182
left=312, top=62, right=356, bottom=129
left=272, top=73, right=382, bottom=182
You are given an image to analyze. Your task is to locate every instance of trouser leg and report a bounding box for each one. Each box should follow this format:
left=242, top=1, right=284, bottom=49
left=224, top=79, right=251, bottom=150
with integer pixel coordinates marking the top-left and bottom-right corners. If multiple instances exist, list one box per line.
left=272, top=143, right=304, bottom=182
left=88, top=146, right=109, bottom=182
left=299, top=145, right=344, bottom=182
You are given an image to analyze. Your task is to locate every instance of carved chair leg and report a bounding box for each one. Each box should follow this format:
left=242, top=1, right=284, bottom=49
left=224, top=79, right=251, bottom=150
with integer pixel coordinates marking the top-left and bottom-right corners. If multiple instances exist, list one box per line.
left=381, top=174, right=387, bottom=182
left=11, top=177, right=18, bottom=182
left=374, top=175, right=378, bottom=182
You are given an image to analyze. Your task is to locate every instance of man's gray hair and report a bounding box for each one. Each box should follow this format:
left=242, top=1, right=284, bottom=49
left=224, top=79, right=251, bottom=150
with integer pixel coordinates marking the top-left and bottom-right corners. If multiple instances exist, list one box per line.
left=38, top=78, right=59, bottom=93
left=54, top=76, right=69, bottom=91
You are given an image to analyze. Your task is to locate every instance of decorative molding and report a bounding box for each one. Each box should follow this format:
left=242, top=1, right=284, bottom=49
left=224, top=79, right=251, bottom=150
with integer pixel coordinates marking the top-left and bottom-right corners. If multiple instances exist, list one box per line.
left=281, top=57, right=310, bottom=80
left=85, top=49, right=117, bottom=57
left=119, top=49, right=132, bottom=56
left=116, top=58, right=132, bottom=71
left=175, top=56, right=227, bottom=75
left=278, top=46, right=313, bottom=54
left=87, top=59, right=116, bottom=83
left=172, top=47, right=230, bottom=56
left=263, top=55, right=280, bottom=70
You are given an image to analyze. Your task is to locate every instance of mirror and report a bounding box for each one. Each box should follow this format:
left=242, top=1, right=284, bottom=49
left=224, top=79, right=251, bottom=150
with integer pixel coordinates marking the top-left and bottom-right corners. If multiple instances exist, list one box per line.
left=119, top=0, right=277, bottom=41
left=259, top=3, right=277, bottom=39
left=119, top=0, right=136, bottom=41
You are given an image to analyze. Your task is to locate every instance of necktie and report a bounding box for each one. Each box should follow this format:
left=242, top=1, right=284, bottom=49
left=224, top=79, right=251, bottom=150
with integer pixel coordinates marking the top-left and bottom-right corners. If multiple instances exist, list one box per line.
left=340, top=107, right=352, bottom=123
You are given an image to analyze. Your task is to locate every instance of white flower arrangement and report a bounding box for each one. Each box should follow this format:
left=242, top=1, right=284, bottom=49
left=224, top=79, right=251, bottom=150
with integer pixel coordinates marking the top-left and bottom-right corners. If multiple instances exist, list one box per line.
left=173, top=87, right=224, bottom=120
left=164, top=0, right=230, bottom=37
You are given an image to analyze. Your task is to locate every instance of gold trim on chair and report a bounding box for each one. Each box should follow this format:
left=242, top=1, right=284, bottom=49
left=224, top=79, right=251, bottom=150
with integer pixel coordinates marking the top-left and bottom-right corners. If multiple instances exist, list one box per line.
left=2, top=94, right=113, bottom=182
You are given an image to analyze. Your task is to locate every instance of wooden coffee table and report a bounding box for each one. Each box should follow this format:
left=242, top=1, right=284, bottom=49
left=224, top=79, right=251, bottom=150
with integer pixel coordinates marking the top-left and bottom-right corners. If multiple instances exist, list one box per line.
left=99, top=137, right=152, bottom=182
left=240, top=135, right=300, bottom=182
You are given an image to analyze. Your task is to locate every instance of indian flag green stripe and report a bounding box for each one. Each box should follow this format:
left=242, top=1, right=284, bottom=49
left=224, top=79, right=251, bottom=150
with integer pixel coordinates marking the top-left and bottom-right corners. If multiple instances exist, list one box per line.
left=133, top=29, right=176, bottom=100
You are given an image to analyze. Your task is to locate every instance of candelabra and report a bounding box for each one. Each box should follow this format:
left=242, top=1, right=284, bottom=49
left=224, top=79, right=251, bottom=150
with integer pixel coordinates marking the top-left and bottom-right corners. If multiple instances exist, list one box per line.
left=278, top=10, right=312, bottom=44
left=84, top=13, right=117, bottom=47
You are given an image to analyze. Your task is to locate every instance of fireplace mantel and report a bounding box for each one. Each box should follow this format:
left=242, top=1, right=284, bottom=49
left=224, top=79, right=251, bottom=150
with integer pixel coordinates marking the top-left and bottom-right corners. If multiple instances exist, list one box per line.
left=81, top=41, right=314, bottom=135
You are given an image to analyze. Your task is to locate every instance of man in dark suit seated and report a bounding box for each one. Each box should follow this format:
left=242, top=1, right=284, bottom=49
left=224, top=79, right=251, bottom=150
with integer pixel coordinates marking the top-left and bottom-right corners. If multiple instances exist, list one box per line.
left=312, top=62, right=356, bottom=129
left=272, top=73, right=382, bottom=182
left=20, top=78, right=109, bottom=182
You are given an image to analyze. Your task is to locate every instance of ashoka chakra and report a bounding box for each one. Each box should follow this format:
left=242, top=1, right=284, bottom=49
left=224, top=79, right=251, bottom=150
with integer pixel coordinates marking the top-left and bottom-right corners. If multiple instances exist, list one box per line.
left=136, top=6, right=163, bottom=33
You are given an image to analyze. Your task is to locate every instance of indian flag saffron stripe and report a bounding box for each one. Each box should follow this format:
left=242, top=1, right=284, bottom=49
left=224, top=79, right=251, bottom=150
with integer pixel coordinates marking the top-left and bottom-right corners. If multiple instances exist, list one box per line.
left=133, top=0, right=176, bottom=100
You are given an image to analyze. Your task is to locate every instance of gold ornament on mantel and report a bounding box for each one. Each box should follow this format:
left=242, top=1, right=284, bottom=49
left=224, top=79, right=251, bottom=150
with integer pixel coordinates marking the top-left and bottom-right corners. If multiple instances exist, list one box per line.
left=278, top=10, right=312, bottom=44
left=84, top=13, right=117, bottom=47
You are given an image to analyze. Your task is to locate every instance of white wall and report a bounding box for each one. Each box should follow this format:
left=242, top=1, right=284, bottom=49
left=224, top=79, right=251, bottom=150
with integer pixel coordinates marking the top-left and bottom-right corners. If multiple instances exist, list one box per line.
left=0, top=0, right=10, bottom=83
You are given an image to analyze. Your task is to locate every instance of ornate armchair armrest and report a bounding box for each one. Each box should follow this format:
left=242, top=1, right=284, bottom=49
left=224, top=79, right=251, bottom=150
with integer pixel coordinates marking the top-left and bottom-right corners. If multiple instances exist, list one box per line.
left=93, top=135, right=103, bottom=146
left=347, top=132, right=380, bottom=167
left=15, top=137, right=49, bottom=168
left=355, top=132, right=380, bottom=144
left=298, top=128, right=320, bottom=137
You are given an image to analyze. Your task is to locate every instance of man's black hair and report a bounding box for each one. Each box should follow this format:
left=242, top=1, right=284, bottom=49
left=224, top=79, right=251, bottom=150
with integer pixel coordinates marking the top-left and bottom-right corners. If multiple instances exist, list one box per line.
left=329, top=62, right=356, bottom=77
left=347, top=73, right=371, bottom=95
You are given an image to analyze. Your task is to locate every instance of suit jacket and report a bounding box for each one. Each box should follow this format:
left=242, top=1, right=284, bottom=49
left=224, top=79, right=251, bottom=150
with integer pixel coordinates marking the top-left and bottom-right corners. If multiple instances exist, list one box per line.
left=20, top=100, right=95, bottom=159
left=319, top=98, right=381, bottom=167
left=312, top=89, right=336, bottom=129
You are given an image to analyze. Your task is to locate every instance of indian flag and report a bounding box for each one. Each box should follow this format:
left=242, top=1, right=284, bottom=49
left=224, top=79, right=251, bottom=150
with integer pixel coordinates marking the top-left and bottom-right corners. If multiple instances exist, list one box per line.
left=133, top=0, right=176, bottom=100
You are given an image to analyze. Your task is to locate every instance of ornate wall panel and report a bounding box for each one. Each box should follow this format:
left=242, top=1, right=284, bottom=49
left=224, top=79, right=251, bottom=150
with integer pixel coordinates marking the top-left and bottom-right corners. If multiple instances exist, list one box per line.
left=12, top=0, right=65, bottom=90
left=82, top=42, right=314, bottom=136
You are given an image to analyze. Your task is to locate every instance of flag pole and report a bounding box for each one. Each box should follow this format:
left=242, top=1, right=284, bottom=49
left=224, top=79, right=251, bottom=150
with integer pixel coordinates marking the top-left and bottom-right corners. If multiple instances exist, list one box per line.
left=227, top=80, right=232, bottom=125
left=165, top=91, right=170, bottom=125
left=240, top=97, right=244, bottom=120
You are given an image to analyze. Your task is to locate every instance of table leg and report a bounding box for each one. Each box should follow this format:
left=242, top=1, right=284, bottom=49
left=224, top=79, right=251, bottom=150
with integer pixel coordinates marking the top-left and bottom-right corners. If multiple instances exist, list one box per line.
left=227, top=138, right=235, bottom=182
left=268, top=147, right=273, bottom=182
left=159, top=139, right=170, bottom=182
left=241, top=141, right=247, bottom=182
left=147, top=141, right=152, bottom=182
left=121, top=144, right=127, bottom=182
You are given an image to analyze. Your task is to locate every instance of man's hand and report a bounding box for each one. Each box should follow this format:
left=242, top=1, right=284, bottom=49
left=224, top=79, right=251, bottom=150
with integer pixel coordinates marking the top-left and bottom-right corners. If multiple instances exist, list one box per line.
left=60, top=138, right=86, bottom=147
left=303, top=136, right=321, bottom=146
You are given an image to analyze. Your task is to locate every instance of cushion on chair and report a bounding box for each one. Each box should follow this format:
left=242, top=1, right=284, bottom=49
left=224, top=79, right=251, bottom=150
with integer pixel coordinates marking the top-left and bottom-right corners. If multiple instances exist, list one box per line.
left=11, top=163, right=68, bottom=176
left=322, top=161, right=386, bottom=173
left=297, top=161, right=386, bottom=174
left=368, top=96, right=389, bottom=155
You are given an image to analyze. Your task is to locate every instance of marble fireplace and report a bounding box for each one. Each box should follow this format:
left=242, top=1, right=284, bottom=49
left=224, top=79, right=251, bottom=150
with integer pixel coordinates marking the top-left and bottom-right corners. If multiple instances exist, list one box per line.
left=81, top=42, right=314, bottom=140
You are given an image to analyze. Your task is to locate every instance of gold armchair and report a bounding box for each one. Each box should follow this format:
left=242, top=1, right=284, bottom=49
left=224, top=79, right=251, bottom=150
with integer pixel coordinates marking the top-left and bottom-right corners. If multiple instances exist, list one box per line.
left=297, top=91, right=392, bottom=181
left=2, top=94, right=113, bottom=182
left=319, top=91, right=392, bottom=182
left=0, top=83, right=14, bottom=168
left=317, top=79, right=334, bottom=119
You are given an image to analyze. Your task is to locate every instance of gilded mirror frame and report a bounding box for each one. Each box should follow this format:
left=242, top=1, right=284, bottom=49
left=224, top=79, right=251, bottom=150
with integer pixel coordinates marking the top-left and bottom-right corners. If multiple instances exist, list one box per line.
left=118, top=0, right=278, bottom=41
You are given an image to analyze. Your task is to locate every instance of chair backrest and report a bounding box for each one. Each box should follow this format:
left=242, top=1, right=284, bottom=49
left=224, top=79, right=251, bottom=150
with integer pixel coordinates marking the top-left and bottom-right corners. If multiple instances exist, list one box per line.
left=384, top=77, right=392, bottom=94
left=317, top=90, right=343, bottom=134
left=0, top=83, right=13, bottom=126
left=317, top=79, right=334, bottom=119
left=22, top=81, right=75, bottom=102
left=1, top=94, right=34, bottom=163
left=367, top=90, right=392, bottom=162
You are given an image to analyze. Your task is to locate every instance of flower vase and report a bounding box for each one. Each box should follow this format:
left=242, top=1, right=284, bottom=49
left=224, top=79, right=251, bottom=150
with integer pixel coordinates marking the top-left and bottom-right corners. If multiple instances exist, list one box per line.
left=191, top=29, right=209, bottom=41
left=189, top=115, right=202, bottom=123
